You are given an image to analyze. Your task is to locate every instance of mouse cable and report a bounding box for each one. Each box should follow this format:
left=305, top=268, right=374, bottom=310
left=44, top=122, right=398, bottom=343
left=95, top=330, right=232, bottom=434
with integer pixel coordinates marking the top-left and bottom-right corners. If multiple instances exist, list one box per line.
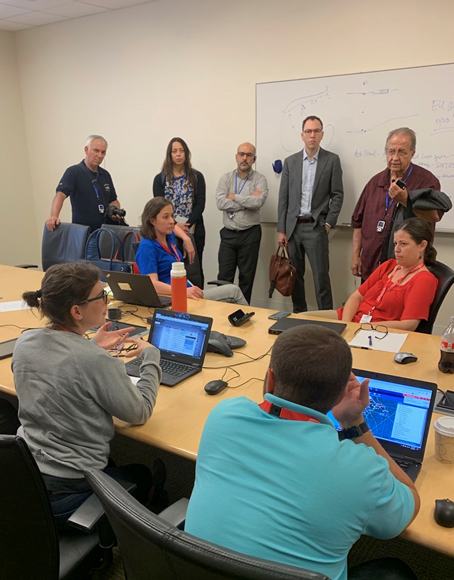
left=0, top=324, right=38, bottom=333
left=227, top=377, right=263, bottom=390
left=203, top=345, right=273, bottom=371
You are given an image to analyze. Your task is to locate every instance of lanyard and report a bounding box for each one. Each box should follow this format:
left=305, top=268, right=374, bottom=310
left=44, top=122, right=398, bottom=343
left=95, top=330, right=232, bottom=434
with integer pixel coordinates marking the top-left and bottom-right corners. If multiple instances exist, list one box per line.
left=369, top=262, right=424, bottom=315
left=384, top=164, right=414, bottom=215
left=84, top=162, right=101, bottom=202
left=259, top=400, right=321, bottom=423
left=235, top=172, right=250, bottom=195
left=157, top=240, right=181, bottom=262
left=174, top=173, right=186, bottom=198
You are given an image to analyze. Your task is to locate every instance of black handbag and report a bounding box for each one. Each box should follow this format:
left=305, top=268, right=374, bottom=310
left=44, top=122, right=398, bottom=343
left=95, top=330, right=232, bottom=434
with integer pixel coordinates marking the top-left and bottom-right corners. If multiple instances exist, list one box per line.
left=83, top=228, right=132, bottom=274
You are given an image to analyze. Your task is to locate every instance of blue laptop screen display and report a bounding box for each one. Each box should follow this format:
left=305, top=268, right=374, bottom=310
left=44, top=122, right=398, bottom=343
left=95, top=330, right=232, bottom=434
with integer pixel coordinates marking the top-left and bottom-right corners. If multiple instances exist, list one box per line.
left=327, top=376, right=432, bottom=451
left=151, top=313, right=210, bottom=360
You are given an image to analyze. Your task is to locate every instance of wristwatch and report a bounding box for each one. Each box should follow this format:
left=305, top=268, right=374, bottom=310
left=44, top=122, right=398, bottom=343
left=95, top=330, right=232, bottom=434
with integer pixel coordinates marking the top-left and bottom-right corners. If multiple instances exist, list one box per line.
left=338, top=421, right=369, bottom=441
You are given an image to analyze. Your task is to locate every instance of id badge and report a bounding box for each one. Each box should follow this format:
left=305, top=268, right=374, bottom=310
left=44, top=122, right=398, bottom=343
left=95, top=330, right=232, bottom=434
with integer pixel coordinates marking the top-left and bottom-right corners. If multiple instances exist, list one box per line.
left=98, top=204, right=105, bottom=214
left=229, top=212, right=235, bottom=219
left=360, top=314, right=372, bottom=323
left=376, top=220, right=385, bottom=233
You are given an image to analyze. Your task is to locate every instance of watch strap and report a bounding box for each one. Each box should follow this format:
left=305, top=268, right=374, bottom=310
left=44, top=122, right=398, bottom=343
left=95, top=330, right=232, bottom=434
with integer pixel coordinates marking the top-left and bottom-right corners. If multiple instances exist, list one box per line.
left=338, top=421, right=369, bottom=441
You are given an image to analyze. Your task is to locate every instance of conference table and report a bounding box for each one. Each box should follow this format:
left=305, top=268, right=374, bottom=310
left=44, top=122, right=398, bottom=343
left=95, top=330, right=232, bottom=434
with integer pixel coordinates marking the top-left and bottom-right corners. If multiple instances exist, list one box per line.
left=1, top=264, right=454, bottom=557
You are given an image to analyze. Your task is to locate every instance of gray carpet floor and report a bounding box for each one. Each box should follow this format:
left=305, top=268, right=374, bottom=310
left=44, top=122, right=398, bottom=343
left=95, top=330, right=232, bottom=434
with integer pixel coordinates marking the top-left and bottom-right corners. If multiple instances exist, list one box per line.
left=90, top=433, right=454, bottom=580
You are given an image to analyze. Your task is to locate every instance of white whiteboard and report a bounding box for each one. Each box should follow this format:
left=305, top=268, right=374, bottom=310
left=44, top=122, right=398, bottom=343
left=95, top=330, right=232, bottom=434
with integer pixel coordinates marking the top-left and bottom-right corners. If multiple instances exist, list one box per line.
left=256, top=63, right=454, bottom=232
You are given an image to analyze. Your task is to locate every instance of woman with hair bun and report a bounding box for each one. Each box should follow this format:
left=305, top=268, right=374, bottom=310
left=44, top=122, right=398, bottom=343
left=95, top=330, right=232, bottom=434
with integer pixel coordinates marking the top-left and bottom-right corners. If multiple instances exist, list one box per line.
left=339, top=217, right=438, bottom=330
left=12, top=262, right=162, bottom=529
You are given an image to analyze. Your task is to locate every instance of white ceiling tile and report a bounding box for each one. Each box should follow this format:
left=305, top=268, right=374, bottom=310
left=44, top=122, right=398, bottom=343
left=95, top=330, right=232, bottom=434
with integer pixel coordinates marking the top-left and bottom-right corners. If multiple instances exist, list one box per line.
left=80, top=0, right=153, bottom=10
left=0, top=17, right=33, bottom=29
left=43, top=1, right=107, bottom=16
left=9, top=9, right=68, bottom=23
left=0, top=3, right=29, bottom=17
left=0, top=0, right=73, bottom=11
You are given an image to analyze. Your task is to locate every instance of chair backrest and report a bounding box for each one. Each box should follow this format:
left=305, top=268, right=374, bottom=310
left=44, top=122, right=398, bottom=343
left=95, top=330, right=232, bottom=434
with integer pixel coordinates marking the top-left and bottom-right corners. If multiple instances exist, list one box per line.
left=100, top=224, right=142, bottom=262
left=416, top=260, right=454, bottom=334
left=42, top=222, right=90, bottom=271
left=175, top=233, right=203, bottom=288
left=86, top=469, right=330, bottom=580
left=0, top=435, right=60, bottom=580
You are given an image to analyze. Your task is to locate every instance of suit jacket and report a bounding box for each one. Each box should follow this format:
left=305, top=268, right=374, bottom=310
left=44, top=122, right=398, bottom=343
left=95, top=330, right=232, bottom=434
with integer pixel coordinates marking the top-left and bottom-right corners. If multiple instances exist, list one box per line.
left=277, top=147, right=344, bottom=239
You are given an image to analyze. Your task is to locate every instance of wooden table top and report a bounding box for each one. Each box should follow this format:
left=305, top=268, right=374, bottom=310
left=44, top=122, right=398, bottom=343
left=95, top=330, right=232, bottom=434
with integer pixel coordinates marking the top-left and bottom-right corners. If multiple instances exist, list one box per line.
left=2, top=264, right=454, bottom=555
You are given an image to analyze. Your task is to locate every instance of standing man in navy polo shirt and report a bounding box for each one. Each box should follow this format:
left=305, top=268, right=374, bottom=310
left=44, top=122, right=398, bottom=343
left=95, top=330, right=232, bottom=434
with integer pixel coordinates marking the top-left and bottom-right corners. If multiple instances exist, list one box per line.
left=46, top=135, right=123, bottom=232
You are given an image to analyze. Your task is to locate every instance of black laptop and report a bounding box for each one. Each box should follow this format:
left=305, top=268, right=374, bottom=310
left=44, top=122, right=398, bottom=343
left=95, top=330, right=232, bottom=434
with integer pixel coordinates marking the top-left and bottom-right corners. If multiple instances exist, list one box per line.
left=268, top=317, right=346, bottom=335
left=328, top=368, right=437, bottom=481
left=125, top=309, right=213, bottom=387
left=103, top=271, right=171, bottom=308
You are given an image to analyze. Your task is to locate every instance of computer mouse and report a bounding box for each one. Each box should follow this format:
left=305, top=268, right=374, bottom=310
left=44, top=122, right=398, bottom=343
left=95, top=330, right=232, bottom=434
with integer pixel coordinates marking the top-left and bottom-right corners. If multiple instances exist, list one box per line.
left=204, top=380, right=228, bottom=395
left=394, top=352, right=418, bottom=365
left=434, top=499, right=454, bottom=527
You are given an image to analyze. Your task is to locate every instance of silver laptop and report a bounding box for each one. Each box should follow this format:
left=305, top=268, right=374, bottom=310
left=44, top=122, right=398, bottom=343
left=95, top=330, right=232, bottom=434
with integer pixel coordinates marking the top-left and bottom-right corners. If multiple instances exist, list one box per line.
left=125, top=309, right=213, bottom=387
left=328, top=368, right=437, bottom=481
left=103, top=271, right=171, bottom=308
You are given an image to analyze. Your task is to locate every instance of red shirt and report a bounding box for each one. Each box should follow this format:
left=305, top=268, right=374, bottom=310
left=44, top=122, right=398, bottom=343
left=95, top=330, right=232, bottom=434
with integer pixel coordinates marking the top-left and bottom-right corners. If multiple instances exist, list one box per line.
left=338, top=259, right=438, bottom=323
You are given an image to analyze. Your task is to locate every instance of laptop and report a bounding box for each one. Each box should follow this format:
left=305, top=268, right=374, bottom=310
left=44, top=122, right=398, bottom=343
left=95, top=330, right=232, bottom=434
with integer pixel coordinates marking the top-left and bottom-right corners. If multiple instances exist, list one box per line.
left=125, top=309, right=213, bottom=387
left=268, top=317, right=346, bottom=335
left=102, top=271, right=171, bottom=308
left=327, top=368, right=437, bottom=481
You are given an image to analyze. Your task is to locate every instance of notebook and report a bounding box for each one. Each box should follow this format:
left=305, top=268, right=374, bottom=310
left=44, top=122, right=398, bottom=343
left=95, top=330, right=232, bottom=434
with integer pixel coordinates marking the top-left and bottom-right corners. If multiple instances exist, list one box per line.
left=327, top=368, right=437, bottom=481
left=268, top=317, right=346, bottom=335
left=125, top=309, right=213, bottom=387
left=102, top=271, right=171, bottom=308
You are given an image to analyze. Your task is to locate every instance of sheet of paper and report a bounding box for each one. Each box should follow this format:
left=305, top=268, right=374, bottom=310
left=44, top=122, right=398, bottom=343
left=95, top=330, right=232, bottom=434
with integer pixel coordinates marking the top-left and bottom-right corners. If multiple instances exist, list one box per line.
left=349, top=329, right=408, bottom=353
left=0, top=300, right=30, bottom=313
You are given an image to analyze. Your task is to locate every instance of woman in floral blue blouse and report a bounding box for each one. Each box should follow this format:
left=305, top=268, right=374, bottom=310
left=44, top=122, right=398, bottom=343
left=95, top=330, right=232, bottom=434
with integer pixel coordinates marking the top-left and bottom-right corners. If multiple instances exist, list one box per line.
left=153, top=137, right=206, bottom=285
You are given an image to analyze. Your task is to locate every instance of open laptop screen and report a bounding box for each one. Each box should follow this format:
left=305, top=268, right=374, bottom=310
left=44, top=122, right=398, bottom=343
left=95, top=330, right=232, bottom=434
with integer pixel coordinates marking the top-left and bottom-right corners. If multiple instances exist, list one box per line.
left=327, top=371, right=435, bottom=452
left=150, top=310, right=211, bottom=362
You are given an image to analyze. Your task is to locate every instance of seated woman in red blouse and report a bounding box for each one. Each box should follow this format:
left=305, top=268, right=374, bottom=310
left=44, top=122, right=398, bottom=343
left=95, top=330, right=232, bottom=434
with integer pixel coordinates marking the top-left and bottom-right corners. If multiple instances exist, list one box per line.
left=338, top=217, right=438, bottom=331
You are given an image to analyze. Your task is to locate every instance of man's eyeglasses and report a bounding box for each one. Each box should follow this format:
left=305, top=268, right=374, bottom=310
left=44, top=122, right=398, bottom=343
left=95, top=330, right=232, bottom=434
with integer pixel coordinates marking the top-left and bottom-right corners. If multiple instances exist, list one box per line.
left=385, top=148, right=411, bottom=158
left=303, top=129, right=323, bottom=135
left=81, top=290, right=109, bottom=305
left=354, top=323, right=388, bottom=339
left=237, top=152, right=255, bottom=158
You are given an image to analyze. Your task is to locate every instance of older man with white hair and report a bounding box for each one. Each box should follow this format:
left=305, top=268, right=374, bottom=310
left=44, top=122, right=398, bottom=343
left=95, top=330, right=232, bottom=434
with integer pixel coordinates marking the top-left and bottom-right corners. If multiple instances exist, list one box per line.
left=46, top=135, right=123, bottom=232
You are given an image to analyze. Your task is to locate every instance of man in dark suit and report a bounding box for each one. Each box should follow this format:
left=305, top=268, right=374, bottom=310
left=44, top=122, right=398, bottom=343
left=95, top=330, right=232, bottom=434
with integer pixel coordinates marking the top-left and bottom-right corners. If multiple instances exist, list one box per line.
left=277, top=116, right=344, bottom=312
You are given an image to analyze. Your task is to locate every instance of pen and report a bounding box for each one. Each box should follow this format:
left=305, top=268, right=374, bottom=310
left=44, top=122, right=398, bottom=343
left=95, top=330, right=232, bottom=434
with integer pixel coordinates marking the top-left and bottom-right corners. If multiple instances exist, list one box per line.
left=351, top=345, right=371, bottom=350
left=368, top=335, right=373, bottom=347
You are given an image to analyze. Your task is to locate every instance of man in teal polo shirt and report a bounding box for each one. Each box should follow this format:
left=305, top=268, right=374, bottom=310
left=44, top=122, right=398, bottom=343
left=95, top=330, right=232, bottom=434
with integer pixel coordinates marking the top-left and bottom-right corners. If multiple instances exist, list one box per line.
left=186, top=325, right=418, bottom=580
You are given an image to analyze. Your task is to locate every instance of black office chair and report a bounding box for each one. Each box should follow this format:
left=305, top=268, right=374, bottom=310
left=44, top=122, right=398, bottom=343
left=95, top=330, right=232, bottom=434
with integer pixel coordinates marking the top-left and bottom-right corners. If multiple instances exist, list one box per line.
left=85, top=468, right=331, bottom=580
left=0, top=435, right=112, bottom=580
left=41, top=222, right=90, bottom=271
left=416, top=260, right=454, bottom=334
left=100, top=224, right=142, bottom=262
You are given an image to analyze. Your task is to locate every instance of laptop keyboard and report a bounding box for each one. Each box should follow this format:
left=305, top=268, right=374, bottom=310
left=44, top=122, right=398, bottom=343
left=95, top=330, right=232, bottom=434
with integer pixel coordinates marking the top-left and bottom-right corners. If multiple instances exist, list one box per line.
left=126, top=357, right=190, bottom=377
left=160, top=359, right=191, bottom=377
left=395, top=458, right=410, bottom=472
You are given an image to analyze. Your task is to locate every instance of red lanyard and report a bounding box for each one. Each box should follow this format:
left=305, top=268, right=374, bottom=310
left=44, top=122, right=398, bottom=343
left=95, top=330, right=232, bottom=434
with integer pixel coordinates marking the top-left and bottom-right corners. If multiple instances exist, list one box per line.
left=259, top=400, right=320, bottom=423
left=157, top=240, right=181, bottom=262
left=369, top=262, right=424, bottom=315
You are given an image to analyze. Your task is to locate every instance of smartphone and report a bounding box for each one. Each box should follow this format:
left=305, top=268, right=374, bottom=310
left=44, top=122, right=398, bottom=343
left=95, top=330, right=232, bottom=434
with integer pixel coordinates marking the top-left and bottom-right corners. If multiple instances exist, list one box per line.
left=0, top=338, right=18, bottom=360
left=395, top=179, right=406, bottom=189
left=268, top=311, right=291, bottom=320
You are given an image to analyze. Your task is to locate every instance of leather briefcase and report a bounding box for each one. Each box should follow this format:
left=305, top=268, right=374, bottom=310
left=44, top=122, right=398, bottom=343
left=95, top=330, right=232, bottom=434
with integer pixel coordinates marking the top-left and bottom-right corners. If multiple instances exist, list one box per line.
left=269, top=246, right=297, bottom=298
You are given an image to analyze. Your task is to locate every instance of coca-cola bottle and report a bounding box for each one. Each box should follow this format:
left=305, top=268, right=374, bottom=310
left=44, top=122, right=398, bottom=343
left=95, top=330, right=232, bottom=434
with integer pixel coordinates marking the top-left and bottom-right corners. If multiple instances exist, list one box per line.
left=439, top=316, right=454, bottom=374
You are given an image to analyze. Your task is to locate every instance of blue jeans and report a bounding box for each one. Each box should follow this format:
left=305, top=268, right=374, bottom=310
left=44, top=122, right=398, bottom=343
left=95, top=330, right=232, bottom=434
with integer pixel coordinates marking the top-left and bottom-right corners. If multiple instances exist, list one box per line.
left=48, top=463, right=152, bottom=531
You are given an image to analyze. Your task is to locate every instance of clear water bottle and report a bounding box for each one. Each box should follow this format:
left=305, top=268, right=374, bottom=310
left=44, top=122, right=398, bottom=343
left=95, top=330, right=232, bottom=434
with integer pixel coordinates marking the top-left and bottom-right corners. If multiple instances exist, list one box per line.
left=439, top=316, right=454, bottom=374
left=170, top=261, right=187, bottom=313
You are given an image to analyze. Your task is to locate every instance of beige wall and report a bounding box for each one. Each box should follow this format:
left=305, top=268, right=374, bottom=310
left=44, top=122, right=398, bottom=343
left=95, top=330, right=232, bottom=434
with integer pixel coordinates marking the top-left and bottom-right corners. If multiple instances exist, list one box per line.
left=0, top=31, right=37, bottom=267
left=6, top=0, right=454, bottom=332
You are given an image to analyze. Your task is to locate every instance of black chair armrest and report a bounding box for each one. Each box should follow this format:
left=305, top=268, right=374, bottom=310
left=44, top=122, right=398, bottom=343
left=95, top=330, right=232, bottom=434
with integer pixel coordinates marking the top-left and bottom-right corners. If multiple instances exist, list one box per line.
left=158, top=497, right=188, bottom=529
left=207, top=279, right=231, bottom=286
left=68, top=479, right=136, bottom=532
